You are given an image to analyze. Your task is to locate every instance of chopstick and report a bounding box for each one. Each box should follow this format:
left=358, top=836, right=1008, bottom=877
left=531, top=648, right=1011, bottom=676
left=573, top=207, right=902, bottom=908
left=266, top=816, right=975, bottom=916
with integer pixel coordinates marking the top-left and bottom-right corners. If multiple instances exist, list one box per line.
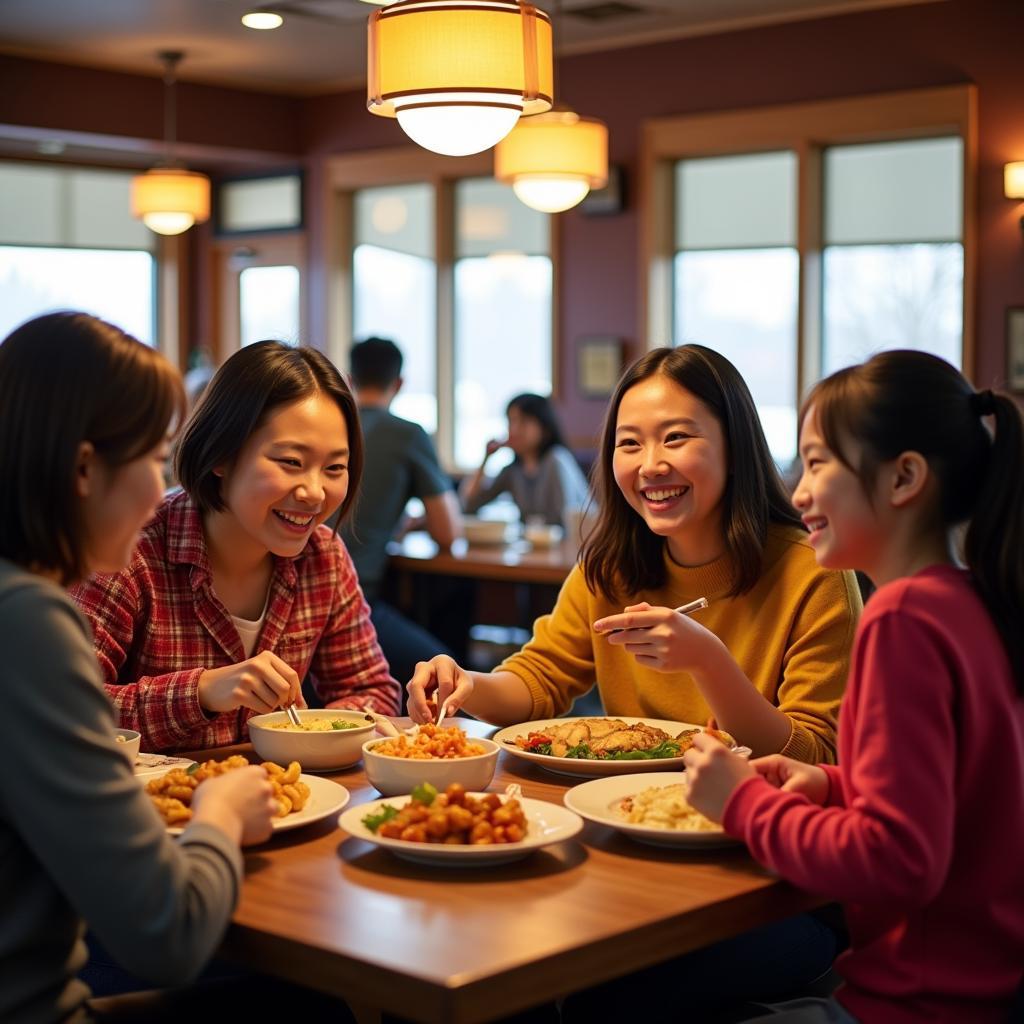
left=606, top=596, right=709, bottom=634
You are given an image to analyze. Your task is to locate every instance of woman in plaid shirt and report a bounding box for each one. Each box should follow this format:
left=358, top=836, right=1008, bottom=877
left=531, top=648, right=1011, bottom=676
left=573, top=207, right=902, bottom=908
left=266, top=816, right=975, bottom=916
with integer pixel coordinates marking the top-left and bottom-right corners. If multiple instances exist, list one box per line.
left=72, top=341, right=401, bottom=753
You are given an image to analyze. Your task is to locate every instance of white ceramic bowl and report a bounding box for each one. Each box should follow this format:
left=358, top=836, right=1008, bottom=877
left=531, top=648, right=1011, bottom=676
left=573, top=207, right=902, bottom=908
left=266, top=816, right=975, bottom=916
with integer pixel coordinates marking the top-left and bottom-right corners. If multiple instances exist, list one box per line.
left=248, top=709, right=376, bottom=771
left=362, top=735, right=500, bottom=796
left=114, top=728, right=141, bottom=765
left=525, top=523, right=563, bottom=548
left=462, top=517, right=513, bottom=546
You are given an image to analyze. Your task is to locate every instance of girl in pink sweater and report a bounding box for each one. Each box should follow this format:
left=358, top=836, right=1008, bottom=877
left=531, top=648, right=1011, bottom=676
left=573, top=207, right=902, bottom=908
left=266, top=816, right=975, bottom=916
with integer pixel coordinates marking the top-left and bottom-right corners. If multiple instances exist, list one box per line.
left=684, top=351, right=1024, bottom=1024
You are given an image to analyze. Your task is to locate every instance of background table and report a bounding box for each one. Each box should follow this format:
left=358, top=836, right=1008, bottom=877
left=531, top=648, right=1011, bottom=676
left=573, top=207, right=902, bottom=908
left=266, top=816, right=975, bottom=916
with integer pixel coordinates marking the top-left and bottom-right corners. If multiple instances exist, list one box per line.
left=186, top=720, right=823, bottom=1024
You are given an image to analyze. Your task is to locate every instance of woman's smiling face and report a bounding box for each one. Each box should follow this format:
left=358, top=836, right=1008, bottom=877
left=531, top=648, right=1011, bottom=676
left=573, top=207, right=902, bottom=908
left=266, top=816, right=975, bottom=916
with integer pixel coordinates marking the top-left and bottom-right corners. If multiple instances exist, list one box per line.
left=215, top=393, right=350, bottom=559
left=611, top=373, right=729, bottom=564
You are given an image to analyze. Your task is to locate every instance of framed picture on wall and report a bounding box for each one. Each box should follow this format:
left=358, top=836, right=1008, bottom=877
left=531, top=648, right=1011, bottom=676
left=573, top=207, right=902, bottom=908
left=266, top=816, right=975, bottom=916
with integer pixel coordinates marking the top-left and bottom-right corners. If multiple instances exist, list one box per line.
left=1009, top=308, right=1024, bottom=392
left=577, top=336, right=624, bottom=398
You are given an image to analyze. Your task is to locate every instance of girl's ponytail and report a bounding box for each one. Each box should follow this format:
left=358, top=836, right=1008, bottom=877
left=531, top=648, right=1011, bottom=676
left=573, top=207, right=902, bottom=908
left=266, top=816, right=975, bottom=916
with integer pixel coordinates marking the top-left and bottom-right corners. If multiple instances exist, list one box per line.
left=963, top=391, right=1024, bottom=691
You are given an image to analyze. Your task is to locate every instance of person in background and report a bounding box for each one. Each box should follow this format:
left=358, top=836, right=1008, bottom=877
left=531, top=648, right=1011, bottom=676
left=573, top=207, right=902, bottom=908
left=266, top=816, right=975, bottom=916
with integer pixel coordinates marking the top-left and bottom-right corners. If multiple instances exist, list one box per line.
left=0, top=312, right=285, bottom=1022
left=72, top=340, right=399, bottom=754
left=460, top=392, right=589, bottom=529
left=342, top=336, right=463, bottom=688
left=409, top=345, right=863, bottom=1017
left=684, top=351, right=1024, bottom=1024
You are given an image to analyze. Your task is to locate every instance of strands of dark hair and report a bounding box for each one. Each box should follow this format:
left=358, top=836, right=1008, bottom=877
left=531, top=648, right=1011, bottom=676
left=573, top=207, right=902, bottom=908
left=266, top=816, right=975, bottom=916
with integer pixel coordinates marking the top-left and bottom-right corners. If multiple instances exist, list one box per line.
left=583, top=346, right=801, bottom=601
left=175, top=341, right=363, bottom=525
left=0, top=311, right=184, bottom=584
left=350, top=336, right=403, bottom=391
left=802, top=350, right=1024, bottom=693
left=505, top=393, right=566, bottom=461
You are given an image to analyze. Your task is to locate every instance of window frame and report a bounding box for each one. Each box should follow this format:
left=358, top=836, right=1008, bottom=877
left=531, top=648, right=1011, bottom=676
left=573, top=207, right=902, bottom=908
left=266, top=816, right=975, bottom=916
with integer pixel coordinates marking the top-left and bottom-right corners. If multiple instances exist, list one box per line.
left=314, top=146, right=559, bottom=470
left=640, top=85, right=977, bottom=400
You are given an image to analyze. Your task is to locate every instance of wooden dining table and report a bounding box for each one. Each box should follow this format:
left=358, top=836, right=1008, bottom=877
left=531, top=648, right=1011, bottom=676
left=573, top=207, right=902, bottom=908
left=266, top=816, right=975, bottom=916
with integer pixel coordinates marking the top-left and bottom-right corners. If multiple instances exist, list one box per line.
left=190, top=719, right=824, bottom=1024
left=388, top=531, right=579, bottom=587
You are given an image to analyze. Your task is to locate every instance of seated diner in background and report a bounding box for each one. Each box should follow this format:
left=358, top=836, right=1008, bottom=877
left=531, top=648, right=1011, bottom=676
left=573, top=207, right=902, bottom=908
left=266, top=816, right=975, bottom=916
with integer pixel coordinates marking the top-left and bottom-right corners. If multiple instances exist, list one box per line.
left=460, top=392, right=590, bottom=530
left=71, top=340, right=400, bottom=754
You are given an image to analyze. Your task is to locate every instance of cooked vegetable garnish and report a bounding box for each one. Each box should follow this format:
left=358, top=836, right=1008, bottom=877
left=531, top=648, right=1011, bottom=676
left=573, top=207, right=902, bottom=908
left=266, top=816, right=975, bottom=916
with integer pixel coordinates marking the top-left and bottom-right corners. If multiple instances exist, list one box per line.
left=362, top=804, right=399, bottom=832
left=411, top=781, right=438, bottom=805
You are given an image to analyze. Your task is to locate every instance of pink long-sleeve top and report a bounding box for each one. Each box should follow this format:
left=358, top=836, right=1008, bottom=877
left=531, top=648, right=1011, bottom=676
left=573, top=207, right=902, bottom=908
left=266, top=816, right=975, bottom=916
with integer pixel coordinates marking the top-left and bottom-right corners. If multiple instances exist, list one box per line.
left=724, top=565, right=1024, bottom=1024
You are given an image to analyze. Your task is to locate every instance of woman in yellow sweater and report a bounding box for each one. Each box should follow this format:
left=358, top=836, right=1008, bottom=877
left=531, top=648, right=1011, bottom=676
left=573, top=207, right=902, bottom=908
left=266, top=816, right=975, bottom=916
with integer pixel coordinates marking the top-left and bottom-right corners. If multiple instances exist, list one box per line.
left=408, top=345, right=860, bottom=763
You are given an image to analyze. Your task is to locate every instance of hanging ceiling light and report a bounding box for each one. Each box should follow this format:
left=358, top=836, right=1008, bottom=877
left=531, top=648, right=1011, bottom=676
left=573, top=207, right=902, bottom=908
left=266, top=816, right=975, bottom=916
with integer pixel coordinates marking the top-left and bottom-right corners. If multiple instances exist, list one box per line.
left=131, top=51, right=211, bottom=236
left=493, top=0, right=607, bottom=213
left=495, top=108, right=607, bottom=212
left=366, top=0, right=554, bottom=157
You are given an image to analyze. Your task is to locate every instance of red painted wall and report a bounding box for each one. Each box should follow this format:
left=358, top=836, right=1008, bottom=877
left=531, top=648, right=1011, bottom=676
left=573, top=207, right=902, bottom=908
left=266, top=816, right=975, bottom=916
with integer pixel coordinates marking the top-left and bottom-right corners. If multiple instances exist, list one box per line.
left=299, top=0, right=1024, bottom=445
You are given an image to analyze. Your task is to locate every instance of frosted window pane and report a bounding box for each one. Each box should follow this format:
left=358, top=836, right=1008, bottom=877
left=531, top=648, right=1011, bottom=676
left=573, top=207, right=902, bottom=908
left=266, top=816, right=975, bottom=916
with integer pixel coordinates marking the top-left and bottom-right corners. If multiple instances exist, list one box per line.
left=239, top=265, right=300, bottom=347
left=220, top=176, right=301, bottom=233
left=454, top=255, right=552, bottom=469
left=822, top=243, right=963, bottom=374
left=674, top=248, right=799, bottom=463
left=70, top=170, right=153, bottom=250
left=824, top=138, right=962, bottom=245
left=676, top=152, right=796, bottom=250
left=0, top=246, right=155, bottom=345
left=355, top=183, right=433, bottom=260
left=455, top=178, right=548, bottom=258
left=353, top=243, right=437, bottom=434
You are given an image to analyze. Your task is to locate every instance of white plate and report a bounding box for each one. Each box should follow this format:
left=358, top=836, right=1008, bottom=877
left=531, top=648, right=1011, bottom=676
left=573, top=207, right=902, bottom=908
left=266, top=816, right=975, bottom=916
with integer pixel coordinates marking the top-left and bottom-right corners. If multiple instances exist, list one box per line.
left=493, top=717, right=702, bottom=778
left=167, top=774, right=349, bottom=836
left=339, top=792, right=583, bottom=866
left=564, top=772, right=741, bottom=849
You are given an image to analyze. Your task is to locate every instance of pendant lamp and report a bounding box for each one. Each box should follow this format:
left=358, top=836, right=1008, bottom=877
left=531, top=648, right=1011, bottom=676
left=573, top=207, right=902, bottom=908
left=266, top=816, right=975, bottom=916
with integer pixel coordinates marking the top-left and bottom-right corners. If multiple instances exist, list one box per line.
left=366, top=0, right=554, bottom=157
left=131, top=52, right=211, bottom=236
left=495, top=108, right=607, bottom=212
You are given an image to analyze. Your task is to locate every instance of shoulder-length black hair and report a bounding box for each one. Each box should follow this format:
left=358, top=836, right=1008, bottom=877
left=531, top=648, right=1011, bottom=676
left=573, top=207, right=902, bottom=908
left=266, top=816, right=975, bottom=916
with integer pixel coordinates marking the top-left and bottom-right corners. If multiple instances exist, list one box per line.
left=0, top=311, right=185, bottom=585
left=175, top=341, right=363, bottom=525
left=583, top=345, right=801, bottom=601
left=802, top=350, right=1024, bottom=692
left=506, top=392, right=565, bottom=461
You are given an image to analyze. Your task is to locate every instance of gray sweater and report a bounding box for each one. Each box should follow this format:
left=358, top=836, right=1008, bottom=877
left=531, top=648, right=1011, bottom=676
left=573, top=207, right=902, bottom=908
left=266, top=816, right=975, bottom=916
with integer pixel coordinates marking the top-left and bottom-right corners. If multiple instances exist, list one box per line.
left=465, top=445, right=590, bottom=527
left=0, top=559, right=242, bottom=1024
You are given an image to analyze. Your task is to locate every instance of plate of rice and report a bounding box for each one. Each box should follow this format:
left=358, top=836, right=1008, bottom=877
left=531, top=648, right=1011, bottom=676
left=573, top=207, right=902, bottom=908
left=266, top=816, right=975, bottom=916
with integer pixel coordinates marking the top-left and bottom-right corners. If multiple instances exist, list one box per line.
left=563, top=772, right=742, bottom=848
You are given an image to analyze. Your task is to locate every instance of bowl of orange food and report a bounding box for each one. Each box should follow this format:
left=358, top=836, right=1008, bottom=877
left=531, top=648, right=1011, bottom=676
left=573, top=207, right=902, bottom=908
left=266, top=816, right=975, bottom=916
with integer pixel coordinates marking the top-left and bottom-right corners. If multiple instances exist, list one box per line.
left=248, top=708, right=376, bottom=771
left=362, top=723, right=500, bottom=796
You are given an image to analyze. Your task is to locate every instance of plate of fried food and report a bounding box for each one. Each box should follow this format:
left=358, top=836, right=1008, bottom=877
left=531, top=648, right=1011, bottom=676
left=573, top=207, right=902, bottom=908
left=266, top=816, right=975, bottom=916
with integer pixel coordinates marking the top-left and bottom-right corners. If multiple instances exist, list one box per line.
left=145, top=755, right=350, bottom=835
left=563, top=772, right=741, bottom=848
left=339, top=782, right=583, bottom=866
left=493, top=717, right=741, bottom=778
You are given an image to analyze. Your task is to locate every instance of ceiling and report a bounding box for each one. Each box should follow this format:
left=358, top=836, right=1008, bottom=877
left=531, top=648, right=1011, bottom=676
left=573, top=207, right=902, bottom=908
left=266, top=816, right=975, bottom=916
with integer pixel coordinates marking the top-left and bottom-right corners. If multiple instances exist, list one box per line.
left=0, top=0, right=936, bottom=96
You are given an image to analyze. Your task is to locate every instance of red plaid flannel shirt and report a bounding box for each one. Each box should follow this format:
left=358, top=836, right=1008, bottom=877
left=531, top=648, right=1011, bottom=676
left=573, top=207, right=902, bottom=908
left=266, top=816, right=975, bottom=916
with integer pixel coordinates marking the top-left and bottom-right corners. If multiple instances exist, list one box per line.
left=70, top=491, right=400, bottom=752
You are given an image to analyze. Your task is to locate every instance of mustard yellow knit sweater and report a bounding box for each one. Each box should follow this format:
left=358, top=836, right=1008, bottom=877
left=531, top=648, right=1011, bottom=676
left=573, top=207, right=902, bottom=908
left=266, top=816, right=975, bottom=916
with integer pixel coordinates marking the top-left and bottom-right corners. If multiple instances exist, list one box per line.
left=498, top=524, right=861, bottom=764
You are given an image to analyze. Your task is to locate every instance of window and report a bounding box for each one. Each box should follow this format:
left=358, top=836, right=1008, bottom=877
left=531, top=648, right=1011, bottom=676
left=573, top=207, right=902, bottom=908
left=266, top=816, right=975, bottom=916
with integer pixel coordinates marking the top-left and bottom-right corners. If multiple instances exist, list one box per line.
left=239, top=265, right=301, bottom=347
left=453, top=178, right=552, bottom=469
left=336, top=151, right=554, bottom=470
left=0, top=163, right=156, bottom=344
left=822, top=137, right=963, bottom=374
left=643, top=86, right=974, bottom=464
left=353, top=184, right=437, bottom=432
left=674, top=152, right=799, bottom=462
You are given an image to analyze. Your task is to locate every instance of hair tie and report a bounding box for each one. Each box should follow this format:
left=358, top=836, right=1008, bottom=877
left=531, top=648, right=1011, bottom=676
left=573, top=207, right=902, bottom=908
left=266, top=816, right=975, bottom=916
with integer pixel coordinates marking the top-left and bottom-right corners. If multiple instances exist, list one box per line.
left=970, top=389, right=996, bottom=417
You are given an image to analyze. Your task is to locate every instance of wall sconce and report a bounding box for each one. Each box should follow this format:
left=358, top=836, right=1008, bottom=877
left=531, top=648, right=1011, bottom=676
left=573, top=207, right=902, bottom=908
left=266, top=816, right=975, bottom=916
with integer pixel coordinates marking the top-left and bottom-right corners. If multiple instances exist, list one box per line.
left=1006, top=161, right=1024, bottom=234
left=366, top=0, right=553, bottom=157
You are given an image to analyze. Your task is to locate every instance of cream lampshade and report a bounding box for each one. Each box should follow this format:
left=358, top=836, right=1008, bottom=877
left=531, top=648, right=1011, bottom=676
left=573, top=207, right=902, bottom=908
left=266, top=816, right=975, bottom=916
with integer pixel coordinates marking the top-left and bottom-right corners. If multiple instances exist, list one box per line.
left=367, top=0, right=554, bottom=157
left=495, top=109, right=608, bottom=213
left=131, top=168, right=211, bottom=236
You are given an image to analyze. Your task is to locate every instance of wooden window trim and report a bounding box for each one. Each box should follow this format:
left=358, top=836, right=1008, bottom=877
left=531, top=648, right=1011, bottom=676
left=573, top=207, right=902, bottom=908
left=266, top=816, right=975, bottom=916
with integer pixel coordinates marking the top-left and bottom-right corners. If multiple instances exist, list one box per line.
left=312, top=145, right=559, bottom=470
left=639, top=84, right=978, bottom=392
